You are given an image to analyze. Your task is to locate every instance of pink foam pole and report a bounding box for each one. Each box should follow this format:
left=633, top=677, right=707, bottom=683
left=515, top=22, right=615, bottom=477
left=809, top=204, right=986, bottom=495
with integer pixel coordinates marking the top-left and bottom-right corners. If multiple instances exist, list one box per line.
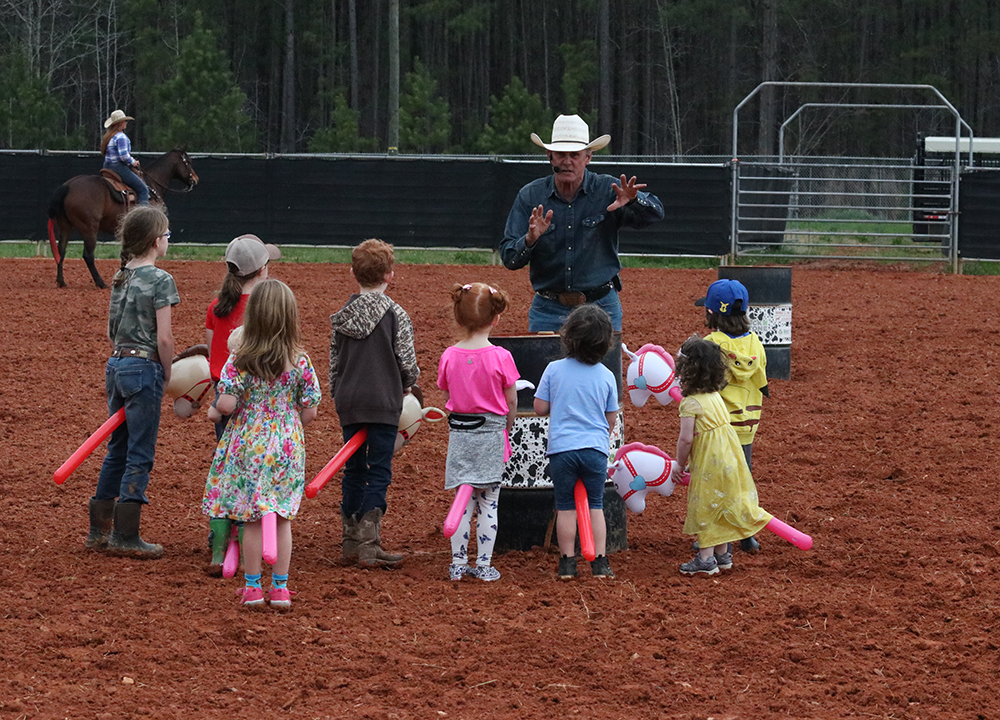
left=443, top=485, right=473, bottom=538
left=765, top=517, right=813, bottom=551
left=575, top=480, right=596, bottom=562
left=222, top=526, right=240, bottom=578
left=53, top=408, right=126, bottom=485
left=668, top=386, right=683, bottom=404
left=262, top=512, right=277, bottom=565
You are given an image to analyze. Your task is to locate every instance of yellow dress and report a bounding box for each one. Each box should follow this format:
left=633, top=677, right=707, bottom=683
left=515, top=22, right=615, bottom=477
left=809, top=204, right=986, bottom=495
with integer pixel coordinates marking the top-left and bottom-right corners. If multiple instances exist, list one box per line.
left=680, top=391, right=772, bottom=547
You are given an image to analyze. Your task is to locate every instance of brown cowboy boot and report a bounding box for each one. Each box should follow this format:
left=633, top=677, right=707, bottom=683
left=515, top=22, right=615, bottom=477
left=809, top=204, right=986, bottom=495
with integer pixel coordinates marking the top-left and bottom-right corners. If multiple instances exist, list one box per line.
left=341, top=510, right=360, bottom=565
left=357, top=509, right=402, bottom=568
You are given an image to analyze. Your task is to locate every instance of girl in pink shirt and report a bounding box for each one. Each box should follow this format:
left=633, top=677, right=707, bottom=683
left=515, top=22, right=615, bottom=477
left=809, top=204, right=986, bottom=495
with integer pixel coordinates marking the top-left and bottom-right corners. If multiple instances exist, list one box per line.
left=437, top=283, right=520, bottom=582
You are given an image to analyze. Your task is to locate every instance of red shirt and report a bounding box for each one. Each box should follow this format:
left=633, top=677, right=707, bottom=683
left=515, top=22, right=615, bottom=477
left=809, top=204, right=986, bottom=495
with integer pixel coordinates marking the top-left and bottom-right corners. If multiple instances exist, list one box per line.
left=205, top=295, right=249, bottom=381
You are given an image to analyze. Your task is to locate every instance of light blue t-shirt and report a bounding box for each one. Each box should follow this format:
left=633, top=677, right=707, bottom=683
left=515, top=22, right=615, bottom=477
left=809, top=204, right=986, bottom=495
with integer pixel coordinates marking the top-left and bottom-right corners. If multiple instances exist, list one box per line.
left=535, top=357, right=618, bottom=455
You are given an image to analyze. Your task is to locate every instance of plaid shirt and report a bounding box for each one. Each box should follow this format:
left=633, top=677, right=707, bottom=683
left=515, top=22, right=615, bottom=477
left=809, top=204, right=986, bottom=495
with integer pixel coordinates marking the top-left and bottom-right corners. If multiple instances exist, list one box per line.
left=104, top=132, right=136, bottom=166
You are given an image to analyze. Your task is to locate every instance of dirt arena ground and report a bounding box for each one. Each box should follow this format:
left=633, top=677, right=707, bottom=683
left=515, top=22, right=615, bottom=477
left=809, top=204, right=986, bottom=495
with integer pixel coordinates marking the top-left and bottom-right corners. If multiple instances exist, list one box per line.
left=1, top=256, right=998, bottom=720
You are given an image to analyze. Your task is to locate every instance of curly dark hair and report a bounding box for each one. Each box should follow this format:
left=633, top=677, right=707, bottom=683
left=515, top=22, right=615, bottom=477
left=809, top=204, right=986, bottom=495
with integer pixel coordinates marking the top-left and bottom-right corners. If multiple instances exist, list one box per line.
left=560, top=305, right=613, bottom=365
left=676, top=337, right=727, bottom=395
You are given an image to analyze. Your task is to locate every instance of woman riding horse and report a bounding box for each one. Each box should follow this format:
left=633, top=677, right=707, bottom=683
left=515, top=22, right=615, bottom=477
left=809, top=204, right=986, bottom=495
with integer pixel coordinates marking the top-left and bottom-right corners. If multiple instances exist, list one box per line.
left=101, top=110, right=149, bottom=205
left=48, top=147, right=198, bottom=288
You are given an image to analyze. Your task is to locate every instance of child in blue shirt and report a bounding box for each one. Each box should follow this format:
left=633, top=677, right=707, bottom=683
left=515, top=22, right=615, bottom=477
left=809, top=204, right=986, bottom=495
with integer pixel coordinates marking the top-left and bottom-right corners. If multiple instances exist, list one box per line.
left=534, top=304, right=619, bottom=580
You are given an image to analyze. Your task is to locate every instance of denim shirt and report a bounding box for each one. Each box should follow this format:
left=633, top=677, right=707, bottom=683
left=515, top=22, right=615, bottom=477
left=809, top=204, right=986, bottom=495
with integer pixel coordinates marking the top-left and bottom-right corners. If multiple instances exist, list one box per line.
left=500, top=169, right=664, bottom=293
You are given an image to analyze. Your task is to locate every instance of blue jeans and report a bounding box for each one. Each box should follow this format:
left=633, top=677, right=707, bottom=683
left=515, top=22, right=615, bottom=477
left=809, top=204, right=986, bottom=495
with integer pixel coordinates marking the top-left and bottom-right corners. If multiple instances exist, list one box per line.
left=104, top=160, right=149, bottom=205
left=528, top=288, right=622, bottom=332
left=547, top=448, right=608, bottom=511
left=94, top=357, right=164, bottom=504
left=341, top=422, right=398, bottom=519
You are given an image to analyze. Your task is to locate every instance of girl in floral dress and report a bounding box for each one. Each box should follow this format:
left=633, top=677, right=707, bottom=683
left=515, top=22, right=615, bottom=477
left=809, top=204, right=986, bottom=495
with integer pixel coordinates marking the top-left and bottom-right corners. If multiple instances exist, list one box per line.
left=204, top=279, right=321, bottom=609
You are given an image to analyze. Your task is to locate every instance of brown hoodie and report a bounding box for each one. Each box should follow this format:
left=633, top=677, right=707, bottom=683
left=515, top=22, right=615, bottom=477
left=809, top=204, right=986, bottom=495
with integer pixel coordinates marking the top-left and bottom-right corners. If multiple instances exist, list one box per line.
left=329, top=292, right=420, bottom=427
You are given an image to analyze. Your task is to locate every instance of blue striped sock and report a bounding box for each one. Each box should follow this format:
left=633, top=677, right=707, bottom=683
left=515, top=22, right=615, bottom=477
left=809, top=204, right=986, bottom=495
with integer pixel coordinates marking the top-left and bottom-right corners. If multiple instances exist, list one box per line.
left=244, top=572, right=262, bottom=589
left=272, top=573, right=288, bottom=589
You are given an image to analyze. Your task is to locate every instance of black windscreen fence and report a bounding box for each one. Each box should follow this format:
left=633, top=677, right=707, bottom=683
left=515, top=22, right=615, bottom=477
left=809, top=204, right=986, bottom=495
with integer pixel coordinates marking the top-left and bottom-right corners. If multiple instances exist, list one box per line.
left=1, top=152, right=731, bottom=255
left=958, top=169, right=1000, bottom=260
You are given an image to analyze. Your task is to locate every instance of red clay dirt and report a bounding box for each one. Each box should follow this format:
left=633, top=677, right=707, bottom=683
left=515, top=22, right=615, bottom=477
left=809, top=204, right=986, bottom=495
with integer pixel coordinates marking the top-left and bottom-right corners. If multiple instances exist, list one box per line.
left=1, top=257, right=998, bottom=719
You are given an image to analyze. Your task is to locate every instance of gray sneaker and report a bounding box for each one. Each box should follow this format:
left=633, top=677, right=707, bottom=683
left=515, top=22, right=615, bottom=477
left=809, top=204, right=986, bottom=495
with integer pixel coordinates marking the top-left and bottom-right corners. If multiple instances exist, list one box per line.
left=471, top=565, right=501, bottom=582
left=558, top=555, right=578, bottom=580
left=679, top=554, right=720, bottom=576
left=714, top=545, right=733, bottom=570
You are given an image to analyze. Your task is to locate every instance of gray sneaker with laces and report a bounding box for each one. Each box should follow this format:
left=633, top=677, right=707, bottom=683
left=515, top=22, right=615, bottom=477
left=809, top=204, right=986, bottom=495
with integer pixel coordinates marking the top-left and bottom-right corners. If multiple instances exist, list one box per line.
left=714, top=545, right=733, bottom=570
left=679, top=554, right=720, bottom=576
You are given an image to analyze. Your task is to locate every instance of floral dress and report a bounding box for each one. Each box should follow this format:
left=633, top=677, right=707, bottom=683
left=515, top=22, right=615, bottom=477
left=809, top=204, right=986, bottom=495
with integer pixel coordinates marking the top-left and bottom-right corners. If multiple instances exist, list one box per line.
left=680, top=391, right=771, bottom=548
left=203, top=355, right=321, bottom=522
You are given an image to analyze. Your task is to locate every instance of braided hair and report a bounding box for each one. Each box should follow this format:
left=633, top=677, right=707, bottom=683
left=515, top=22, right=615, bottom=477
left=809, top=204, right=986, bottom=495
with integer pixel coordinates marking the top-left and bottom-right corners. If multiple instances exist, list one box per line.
left=110, top=206, right=168, bottom=287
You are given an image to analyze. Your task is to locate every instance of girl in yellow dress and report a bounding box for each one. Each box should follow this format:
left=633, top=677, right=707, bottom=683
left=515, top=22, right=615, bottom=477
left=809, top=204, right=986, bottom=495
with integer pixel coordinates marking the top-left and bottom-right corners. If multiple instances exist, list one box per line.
left=669, top=337, right=771, bottom=576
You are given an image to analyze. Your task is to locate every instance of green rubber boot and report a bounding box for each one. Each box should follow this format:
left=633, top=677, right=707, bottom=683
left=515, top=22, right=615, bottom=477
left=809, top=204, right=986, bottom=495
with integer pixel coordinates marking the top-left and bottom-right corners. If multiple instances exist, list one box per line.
left=207, top=518, right=233, bottom=576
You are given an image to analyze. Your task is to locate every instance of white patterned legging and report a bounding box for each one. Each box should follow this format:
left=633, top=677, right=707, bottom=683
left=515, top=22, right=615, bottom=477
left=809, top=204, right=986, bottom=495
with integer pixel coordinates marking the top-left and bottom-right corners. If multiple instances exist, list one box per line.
left=450, top=484, right=501, bottom=567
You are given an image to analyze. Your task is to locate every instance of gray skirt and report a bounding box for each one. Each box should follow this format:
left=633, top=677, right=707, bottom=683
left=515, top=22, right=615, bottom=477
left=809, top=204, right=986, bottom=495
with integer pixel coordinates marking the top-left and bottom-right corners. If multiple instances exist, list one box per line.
left=444, top=412, right=507, bottom=490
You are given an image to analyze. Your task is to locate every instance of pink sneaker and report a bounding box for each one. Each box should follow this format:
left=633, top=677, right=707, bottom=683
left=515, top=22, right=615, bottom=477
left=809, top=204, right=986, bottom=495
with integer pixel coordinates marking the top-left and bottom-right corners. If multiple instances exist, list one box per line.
left=268, top=587, right=296, bottom=610
left=237, top=586, right=266, bottom=608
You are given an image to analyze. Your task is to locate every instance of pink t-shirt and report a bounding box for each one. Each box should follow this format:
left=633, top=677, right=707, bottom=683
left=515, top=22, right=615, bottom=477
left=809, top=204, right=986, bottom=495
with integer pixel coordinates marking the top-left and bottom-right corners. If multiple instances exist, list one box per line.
left=205, top=294, right=249, bottom=381
left=437, top=344, right=519, bottom=416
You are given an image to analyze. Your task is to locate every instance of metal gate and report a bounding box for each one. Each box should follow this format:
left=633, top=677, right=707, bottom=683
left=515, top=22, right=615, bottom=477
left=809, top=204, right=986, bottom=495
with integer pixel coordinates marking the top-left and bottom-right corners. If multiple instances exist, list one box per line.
left=731, top=82, right=966, bottom=271
left=734, top=155, right=956, bottom=265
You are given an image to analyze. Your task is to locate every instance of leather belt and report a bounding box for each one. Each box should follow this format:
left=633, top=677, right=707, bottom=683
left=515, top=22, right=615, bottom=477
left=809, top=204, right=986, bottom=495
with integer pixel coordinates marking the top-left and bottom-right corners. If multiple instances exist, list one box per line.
left=113, top=346, right=160, bottom=363
left=536, top=281, right=614, bottom=307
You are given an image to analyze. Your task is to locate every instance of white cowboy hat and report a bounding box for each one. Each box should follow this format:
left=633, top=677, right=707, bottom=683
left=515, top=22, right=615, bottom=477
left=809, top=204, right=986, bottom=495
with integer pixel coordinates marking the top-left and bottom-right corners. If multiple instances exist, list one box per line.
left=103, top=109, right=134, bottom=128
left=531, top=114, right=611, bottom=152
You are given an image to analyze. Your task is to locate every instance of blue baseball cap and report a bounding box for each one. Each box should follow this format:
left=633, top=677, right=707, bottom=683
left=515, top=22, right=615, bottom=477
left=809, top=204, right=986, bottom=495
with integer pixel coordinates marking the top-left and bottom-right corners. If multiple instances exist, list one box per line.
left=695, top=279, right=749, bottom=315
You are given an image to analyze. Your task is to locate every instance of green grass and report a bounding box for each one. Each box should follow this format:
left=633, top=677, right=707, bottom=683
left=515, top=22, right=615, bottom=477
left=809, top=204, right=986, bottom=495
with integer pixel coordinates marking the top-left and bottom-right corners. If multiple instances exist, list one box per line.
left=0, top=240, right=720, bottom=269
left=11, top=238, right=994, bottom=273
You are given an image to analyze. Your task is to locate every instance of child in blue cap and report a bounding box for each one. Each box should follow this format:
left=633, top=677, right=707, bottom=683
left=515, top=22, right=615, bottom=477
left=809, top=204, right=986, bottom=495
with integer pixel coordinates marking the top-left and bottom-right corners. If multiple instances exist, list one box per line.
left=695, top=278, right=769, bottom=554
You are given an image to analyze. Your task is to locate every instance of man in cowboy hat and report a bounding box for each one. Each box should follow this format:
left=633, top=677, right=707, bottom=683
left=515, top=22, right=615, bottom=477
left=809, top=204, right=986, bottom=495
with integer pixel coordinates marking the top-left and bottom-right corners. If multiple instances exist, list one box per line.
left=499, top=114, right=664, bottom=332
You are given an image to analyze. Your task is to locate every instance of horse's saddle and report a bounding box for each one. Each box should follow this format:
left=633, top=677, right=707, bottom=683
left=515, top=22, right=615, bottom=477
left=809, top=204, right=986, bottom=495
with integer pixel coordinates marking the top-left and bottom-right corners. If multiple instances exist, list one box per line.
left=99, top=169, right=136, bottom=205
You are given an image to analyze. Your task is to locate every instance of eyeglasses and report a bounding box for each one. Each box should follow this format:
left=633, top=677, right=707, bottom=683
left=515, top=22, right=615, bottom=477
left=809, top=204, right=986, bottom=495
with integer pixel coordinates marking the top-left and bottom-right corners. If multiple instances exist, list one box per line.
left=162, top=230, right=172, bottom=240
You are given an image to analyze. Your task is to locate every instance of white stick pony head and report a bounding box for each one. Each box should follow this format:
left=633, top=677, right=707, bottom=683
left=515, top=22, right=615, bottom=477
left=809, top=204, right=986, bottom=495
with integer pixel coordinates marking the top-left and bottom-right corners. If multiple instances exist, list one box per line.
left=622, top=343, right=683, bottom=407
left=608, top=442, right=679, bottom=513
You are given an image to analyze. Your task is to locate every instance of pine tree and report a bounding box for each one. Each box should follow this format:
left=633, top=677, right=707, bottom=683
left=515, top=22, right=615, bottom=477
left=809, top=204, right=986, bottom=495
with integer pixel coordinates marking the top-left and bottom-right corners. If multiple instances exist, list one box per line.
left=398, top=58, right=451, bottom=154
left=147, top=12, right=256, bottom=152
left=0, top=49, right=82, bottom=149
left=473, top=77, right=552, bottom=155
left=308, top=90, right=378, bottom=152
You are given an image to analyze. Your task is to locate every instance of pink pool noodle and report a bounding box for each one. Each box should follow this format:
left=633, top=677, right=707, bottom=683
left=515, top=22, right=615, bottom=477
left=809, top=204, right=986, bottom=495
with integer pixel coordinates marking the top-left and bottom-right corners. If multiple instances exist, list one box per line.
left=575, top=480, right=596, bottom=562
left=222, top=526, right=240, bottom=578
left=262, top=512, right=277, bottom=565
left=443, top=485, right=474, bottom=538
left=765, top=517, right=813, bottom=551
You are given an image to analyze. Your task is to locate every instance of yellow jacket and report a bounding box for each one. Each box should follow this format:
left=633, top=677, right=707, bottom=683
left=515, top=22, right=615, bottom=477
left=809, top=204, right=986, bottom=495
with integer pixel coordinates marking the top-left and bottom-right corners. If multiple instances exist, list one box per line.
left=705, top=330, right=768, bottom=445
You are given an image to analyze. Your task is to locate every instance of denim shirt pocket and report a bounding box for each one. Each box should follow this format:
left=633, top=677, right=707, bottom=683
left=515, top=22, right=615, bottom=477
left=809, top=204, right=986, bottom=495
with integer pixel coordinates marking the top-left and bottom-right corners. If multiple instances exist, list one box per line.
left=582, top=213, right=606, bottom=228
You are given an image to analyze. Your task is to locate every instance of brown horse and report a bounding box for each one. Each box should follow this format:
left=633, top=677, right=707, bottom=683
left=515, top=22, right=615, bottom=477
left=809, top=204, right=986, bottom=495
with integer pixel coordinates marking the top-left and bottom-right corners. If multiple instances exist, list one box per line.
left=47, top=149, right=199, bottom=288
